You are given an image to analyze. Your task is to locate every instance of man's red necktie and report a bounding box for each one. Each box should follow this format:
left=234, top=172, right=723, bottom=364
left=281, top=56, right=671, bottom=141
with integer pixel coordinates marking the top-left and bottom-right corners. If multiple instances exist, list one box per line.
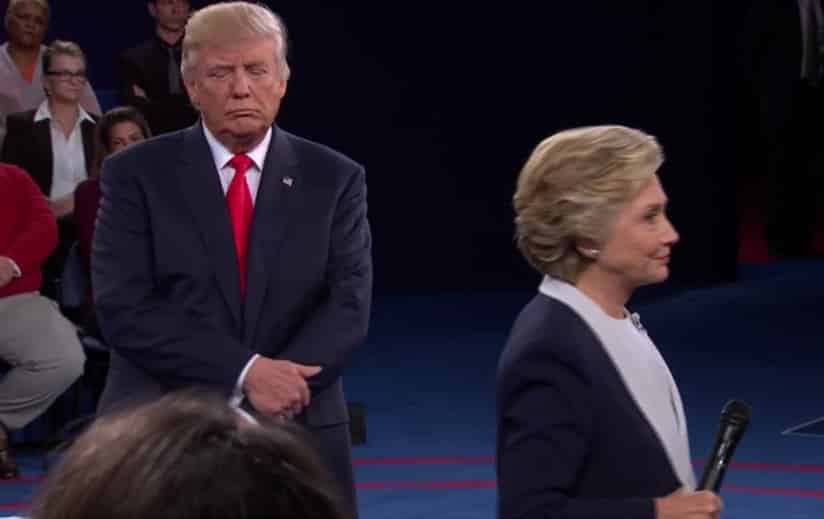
left=226, top=154, right=253, bottom=297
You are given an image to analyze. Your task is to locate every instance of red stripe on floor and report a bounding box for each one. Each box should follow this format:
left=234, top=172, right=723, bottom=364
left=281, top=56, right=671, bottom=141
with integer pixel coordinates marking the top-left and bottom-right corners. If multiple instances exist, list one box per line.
left=725, top=484, right=824, bottom=498
left=727, top=461, right=824, bottom=473
left=353, top=457, right=824, bottom=473
left=0, top=482, right=822, bottom=510
left=357, top=481, right=824, bottom=498
left=0, top=501, right=27, bottom=510
left=354, top=456, right=494, bottom=465
left=0, top=475, right=45, bottom=484
left=357, top=480, right=496, bottom=489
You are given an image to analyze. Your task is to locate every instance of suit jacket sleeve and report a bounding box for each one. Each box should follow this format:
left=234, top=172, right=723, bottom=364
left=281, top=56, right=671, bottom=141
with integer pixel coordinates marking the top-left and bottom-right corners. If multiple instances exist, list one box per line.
left=72, top=179, right=99, bottom=275
left=276, top=164, right=372, bottom=394
left=2, top=166, right=57, bottom=273
left=92, top=155, right=255, bottom=394
left=497, top=339, right=654, bottom=519
left=116, top=52, right=151, bottom=116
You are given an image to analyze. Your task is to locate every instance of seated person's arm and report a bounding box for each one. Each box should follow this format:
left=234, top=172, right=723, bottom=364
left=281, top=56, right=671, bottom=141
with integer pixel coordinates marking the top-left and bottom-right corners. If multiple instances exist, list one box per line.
left=116, top=53, right=150, bottom=108
left=1, top=167, right=57, bottom=280
left=0, top=114, right=27, bottom=170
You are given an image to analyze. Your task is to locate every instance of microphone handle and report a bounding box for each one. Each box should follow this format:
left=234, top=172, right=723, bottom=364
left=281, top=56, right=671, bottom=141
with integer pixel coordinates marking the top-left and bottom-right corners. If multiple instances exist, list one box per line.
left=697, top=456, right=727, bottom=492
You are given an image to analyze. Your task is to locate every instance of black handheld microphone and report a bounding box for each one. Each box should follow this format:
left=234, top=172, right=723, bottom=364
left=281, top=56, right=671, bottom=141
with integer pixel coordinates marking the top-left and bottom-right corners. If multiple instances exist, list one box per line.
left=697, top=399, right=751, bottom=492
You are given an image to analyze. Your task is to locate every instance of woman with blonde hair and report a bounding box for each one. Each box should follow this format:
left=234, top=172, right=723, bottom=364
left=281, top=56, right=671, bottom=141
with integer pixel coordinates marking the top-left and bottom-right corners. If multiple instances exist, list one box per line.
left=0, top=0, right=100, bottom=147
left=496, top=125, right=722, bottom=518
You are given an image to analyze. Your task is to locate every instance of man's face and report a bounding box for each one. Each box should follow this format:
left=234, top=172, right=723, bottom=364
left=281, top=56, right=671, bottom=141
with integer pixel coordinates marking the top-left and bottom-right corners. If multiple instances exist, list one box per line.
left=6, top=1, right=47, bottom=49
left=184, top=38, right=287, bottom=151
left=149, top=0, right=190, bottom=33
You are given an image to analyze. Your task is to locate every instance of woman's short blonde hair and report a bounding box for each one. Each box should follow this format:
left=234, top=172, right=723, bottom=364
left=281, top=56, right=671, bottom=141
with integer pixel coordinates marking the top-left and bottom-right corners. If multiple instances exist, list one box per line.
left=5, top=0, right=49, bottom=28
left=514, top=125, right=663, bottom=283
left=182, top=2, right=290, bottom=80
left=42, top=40, right=86, bottom=75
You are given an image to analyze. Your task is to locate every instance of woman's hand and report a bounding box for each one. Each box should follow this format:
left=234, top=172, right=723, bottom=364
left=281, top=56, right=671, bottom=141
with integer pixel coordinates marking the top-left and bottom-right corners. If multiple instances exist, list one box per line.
left=655, top=487, right=722, bottom=519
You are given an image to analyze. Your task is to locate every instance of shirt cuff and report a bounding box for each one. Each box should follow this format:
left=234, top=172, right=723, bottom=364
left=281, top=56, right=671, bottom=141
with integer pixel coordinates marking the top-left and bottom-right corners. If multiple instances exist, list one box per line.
left=229, top=353, right=259, bottom=407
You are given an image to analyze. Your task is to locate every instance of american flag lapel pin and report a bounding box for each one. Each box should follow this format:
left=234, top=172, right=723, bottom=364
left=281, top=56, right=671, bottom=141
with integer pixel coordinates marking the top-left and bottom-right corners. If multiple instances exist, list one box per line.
left=282, top=176, right=294, bottom=187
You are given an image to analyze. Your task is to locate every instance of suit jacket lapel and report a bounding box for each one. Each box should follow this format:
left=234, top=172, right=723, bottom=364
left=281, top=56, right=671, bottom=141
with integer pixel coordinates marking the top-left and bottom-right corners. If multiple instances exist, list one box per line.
left=243, top=126, right=300, bottom=345
left=32, top=118, right=53, bottom=195
left=81, top=119, right=96, bottom=176
left=176, top=124, right=243, bottom=327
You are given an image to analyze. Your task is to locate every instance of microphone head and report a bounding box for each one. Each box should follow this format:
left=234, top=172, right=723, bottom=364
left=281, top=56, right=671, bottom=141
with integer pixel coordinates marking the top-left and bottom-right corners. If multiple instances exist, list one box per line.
left=721, top=399, right=751, bottom=427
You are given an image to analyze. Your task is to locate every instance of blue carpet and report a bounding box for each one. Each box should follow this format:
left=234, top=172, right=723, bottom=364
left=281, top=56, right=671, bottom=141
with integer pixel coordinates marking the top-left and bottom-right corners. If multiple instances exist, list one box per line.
left=2, top=260, right=824, bottom=518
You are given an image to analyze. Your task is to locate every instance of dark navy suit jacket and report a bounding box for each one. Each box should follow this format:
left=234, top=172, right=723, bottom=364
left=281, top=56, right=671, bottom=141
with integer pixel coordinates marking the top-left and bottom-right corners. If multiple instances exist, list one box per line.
left=91, top=123, right=372, bottom=429
left=496, top=294, right=681, bottom=519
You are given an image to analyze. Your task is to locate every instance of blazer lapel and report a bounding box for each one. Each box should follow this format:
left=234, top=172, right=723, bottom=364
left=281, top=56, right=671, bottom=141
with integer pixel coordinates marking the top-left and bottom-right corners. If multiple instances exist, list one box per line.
left=243, top=126, right=301, bottom=345
left=81, top=119, right=96, bottom=176
left=176, top=124, right=243, bottom=327
left=32, top=119, right=53, bottom=195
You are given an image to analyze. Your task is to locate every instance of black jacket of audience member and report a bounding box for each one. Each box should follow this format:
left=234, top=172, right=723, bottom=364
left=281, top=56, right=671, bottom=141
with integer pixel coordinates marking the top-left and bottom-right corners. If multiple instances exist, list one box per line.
left=1, top=109, right=96, bottom=196
left=116, top=35, right=198, bottom=136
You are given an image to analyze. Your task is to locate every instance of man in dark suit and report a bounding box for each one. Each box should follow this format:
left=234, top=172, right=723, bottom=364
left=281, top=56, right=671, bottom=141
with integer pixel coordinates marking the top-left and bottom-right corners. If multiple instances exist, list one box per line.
left=92, top=3, right=372, bottom=516
left=116, top=0, right=198, bottom=135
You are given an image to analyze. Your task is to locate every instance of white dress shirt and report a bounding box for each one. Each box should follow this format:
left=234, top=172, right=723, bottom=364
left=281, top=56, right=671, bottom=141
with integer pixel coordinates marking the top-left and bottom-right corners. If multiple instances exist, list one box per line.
left=202, top=124, right=272, bottom=407
left=33, top=101, right=94, bottom=200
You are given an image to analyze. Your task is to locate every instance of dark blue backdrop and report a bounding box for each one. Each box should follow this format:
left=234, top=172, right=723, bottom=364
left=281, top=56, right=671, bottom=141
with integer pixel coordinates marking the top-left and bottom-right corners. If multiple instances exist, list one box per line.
left=2, top=1, right=752, bottom=294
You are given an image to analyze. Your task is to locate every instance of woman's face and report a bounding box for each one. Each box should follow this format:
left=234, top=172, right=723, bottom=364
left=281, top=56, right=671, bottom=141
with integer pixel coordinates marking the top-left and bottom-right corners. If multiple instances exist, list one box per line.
left=6, top=1, right=47, bottom=49
left=108, top=121, right=146, bottom=153
left=43, top=55, right=85, bottom=104
left=591, top=174, right=679, bottom=290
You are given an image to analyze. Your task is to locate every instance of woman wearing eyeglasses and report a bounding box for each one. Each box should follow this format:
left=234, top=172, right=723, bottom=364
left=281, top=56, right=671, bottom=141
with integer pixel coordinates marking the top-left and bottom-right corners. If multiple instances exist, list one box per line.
left=0, top=0, right=100, bottom=148
left=1, top=40, right=99, bottom=299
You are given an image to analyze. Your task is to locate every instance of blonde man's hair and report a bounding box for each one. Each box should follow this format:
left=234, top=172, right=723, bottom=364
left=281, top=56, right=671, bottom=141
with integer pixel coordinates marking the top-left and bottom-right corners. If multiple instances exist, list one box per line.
left=514, top=125, right=663, bottom=283
left=182, top=2, right=290, bottom=80
left=5, top=0, right=50, bottom=28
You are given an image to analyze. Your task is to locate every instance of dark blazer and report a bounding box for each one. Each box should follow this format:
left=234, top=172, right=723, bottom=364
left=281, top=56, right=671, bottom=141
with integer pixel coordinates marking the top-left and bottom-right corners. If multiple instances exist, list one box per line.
left=92, top=123, right=372, bottom=508
left=117, top=36, right=198, bottom=135
left=0, top=109, right=96, bottom=196
left=496, top=294, right=681, bottom=519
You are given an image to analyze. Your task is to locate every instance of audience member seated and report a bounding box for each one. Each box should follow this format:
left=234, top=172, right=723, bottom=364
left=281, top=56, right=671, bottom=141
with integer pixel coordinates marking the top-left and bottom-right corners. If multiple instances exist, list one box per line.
left=0, top=162, right=85, bottom=479
left=117, top=0, right=198, bottom=136
left=73, top=106, right=151, bottom=338
left=1, top=40, right=98, bottom=300
left=28, top=389, right=349, bottom=519
left=0, top=0, right=100, bottom=148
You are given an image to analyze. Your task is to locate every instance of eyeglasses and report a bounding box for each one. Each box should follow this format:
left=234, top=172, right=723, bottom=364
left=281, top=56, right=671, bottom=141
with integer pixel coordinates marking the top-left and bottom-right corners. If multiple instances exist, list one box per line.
left=46, top=70, right=87, bottom=81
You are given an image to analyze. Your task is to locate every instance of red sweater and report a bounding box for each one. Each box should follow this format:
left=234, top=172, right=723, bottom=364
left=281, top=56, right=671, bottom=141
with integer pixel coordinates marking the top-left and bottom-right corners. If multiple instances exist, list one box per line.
left=0, top=163, right=57, bottom=298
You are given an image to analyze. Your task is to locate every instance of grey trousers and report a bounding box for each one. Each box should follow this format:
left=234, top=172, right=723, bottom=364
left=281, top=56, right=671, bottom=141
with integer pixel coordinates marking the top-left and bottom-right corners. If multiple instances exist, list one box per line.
left=0, top=292, right=85, bottom=430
